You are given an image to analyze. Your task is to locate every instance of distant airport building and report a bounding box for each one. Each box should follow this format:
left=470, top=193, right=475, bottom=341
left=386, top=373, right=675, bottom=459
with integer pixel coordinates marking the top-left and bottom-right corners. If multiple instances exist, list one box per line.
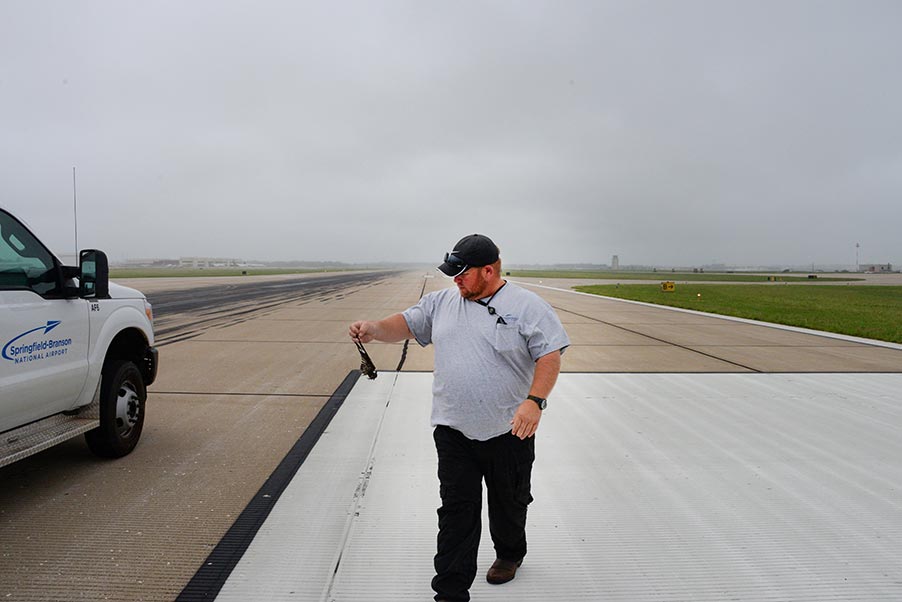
left=860, top=263, right=893, bottom=273
left=179, top=257, right=243, bottom=268
left=611, top=255, right=619, bottom=270
left=109, top=258, right=176, bottom=268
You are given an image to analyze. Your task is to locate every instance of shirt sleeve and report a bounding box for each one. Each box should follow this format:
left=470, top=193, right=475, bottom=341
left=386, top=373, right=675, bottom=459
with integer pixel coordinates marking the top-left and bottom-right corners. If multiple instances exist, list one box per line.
left=402, top=292, right=435, bottom=347
left=525, top=306, right=571, bottom=361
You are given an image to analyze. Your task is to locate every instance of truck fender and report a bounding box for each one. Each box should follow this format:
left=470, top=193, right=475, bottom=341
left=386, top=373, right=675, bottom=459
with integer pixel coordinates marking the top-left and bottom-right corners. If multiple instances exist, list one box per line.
left=76, top=303, right=154, bottom=408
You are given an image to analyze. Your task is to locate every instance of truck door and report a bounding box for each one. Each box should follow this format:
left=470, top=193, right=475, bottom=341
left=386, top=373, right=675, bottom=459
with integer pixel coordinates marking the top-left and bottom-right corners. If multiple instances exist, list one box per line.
left=0, top=211, right=90, bottom=433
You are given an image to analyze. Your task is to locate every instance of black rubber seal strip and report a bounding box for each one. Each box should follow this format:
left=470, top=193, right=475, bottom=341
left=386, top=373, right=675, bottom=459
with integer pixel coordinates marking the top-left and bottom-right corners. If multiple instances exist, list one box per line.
left=176, top=369, right=361, bottom=601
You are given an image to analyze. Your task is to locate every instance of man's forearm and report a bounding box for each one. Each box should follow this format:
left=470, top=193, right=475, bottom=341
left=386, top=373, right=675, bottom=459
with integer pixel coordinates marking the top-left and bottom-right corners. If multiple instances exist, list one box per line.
left=349, top=313, right=413, bottom=344
left=529, top=349, right=562, bottom=398
left=511, top=349, right=563, bottom=440
left=369, top=313, right=414, bottom=343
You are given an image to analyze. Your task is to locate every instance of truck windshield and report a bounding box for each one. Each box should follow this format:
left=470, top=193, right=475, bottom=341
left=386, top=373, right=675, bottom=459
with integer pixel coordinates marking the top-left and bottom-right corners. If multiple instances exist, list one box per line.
left=0, top=210, right=59, bottom=296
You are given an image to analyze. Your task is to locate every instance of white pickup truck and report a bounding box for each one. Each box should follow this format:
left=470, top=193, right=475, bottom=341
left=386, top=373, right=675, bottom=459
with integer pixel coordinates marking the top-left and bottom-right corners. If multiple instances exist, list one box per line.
left=1, top=207, right=158, bottom=467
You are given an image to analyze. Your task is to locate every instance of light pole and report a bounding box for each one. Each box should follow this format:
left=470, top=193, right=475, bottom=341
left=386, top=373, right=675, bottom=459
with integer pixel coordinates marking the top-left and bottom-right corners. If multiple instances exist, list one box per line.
left=856, top=242, right=860, bottom=272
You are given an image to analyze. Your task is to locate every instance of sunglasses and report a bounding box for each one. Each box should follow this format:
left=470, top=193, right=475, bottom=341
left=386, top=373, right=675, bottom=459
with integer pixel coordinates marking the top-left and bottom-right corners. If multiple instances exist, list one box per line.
left=442, top=252, right=470, bottom=277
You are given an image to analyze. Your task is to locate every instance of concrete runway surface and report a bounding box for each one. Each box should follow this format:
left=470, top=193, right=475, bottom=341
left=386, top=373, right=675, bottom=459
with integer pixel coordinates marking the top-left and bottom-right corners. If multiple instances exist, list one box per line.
left=0, top=270, right=899, bottom=601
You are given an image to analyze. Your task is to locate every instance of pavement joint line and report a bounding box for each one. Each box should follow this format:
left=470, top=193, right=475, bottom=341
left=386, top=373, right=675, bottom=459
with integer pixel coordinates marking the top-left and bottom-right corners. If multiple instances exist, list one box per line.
left=323, top=371, right=402, bottom=601
left=179, top=339, right=381, bottom=344
left=152, top=391, right=333, bottom=398
left=554, top=306, right=762, bottom=373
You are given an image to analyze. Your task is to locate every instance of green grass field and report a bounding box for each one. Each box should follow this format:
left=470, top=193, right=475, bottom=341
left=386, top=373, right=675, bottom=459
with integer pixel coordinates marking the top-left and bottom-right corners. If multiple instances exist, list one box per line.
left=573, top=283, right=902, bottom=344
left=508, top=269, right=859, bottom=283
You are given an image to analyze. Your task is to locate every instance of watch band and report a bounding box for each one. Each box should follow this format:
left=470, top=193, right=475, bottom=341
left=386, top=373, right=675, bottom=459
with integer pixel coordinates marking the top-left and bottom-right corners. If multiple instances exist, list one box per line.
left=527, top=395, right=547, bottom=410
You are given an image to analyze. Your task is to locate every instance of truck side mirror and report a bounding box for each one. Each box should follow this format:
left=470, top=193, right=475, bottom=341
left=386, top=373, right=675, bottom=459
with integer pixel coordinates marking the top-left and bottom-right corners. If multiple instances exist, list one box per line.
left=79, top=249, right=109, bottom=298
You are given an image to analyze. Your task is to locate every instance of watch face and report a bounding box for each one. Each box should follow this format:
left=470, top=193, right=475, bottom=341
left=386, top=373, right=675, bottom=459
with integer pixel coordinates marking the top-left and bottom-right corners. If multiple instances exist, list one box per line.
left=529, top=396, right=546, bottom=409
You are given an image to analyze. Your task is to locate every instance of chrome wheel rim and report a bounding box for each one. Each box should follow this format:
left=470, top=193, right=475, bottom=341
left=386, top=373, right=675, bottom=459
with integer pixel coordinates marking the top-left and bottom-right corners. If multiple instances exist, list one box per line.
left=114, top=380, right=141, bottom=436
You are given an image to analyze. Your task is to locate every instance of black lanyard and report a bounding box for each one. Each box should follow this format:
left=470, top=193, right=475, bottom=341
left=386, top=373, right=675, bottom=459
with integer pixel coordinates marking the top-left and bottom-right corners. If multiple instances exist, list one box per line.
left=354, top=340, right=378, bottom=379
left=473, top=281, right=508, bottom=324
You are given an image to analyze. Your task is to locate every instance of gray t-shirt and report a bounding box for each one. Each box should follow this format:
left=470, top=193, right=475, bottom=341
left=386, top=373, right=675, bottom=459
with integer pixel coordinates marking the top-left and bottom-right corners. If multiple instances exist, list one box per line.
left=402, top=281, right=570, bottom=441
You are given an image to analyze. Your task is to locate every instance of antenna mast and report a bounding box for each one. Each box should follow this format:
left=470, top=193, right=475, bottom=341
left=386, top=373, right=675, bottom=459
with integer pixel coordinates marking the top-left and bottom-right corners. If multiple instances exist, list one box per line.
left=72, top=166, right=78, bottom=257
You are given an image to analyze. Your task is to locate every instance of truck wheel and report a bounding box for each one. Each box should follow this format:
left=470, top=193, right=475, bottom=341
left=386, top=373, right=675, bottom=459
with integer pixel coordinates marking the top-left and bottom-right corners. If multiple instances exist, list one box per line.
left=85, top=360, right=146, bottom=458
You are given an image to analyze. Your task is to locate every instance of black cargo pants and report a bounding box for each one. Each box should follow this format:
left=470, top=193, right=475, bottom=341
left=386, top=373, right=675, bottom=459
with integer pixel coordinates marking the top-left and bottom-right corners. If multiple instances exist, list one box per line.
left=431, top=425, right=535, bottom=602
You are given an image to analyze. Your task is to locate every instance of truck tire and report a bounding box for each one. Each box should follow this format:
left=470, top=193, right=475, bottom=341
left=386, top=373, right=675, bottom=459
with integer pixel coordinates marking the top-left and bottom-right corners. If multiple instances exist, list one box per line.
left=85, top=359, right=146, bottom=458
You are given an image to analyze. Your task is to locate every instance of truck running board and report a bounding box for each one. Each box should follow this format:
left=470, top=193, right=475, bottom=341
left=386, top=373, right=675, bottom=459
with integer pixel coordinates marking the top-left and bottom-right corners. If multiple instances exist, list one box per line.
left=1, top=411, right=99, bottom=468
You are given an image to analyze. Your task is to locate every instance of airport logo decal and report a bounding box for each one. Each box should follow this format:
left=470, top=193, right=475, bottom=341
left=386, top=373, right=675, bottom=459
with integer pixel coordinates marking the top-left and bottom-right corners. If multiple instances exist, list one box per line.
left=2, top=321, right=73, bottom=364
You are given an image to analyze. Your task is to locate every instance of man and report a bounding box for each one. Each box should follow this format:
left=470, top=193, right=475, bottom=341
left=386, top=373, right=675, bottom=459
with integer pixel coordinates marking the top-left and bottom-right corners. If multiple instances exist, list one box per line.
left=348, top=234, right=570, bottom=602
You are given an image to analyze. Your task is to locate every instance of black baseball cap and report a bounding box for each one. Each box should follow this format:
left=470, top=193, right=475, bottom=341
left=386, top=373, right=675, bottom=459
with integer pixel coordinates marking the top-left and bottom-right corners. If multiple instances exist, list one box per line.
left=437, top=234, right=500, bottom=277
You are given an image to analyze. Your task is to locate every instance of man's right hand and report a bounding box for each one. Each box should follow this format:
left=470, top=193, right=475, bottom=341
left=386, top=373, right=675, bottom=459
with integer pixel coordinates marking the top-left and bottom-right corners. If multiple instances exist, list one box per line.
left=348, top=320, right=375, bottom=343
left=349, top=314, right=412, bottom=344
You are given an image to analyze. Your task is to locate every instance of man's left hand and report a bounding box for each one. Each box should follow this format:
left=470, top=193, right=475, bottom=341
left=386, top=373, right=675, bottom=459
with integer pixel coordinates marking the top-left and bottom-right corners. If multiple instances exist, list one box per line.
left=510, top=399, right=542, bottom=440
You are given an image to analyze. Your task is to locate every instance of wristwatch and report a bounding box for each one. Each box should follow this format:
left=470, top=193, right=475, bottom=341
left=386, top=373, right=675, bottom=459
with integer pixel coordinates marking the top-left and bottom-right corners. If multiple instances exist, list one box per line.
left=527, top=395, right=547, bottom=410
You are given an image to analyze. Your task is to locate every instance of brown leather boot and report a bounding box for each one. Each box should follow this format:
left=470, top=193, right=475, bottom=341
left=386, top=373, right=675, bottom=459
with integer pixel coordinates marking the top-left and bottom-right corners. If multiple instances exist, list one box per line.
left=486, top=558, right=523, bottom=584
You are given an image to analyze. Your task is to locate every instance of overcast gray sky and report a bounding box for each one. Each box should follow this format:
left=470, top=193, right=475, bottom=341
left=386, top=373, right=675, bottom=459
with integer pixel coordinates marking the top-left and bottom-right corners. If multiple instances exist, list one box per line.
left=1, top=0, right=899, bottom=268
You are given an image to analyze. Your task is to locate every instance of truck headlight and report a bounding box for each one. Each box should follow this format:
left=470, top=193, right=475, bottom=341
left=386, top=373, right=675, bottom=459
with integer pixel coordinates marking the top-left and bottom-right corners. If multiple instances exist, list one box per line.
left=144, top=300, right=154, bottom=326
